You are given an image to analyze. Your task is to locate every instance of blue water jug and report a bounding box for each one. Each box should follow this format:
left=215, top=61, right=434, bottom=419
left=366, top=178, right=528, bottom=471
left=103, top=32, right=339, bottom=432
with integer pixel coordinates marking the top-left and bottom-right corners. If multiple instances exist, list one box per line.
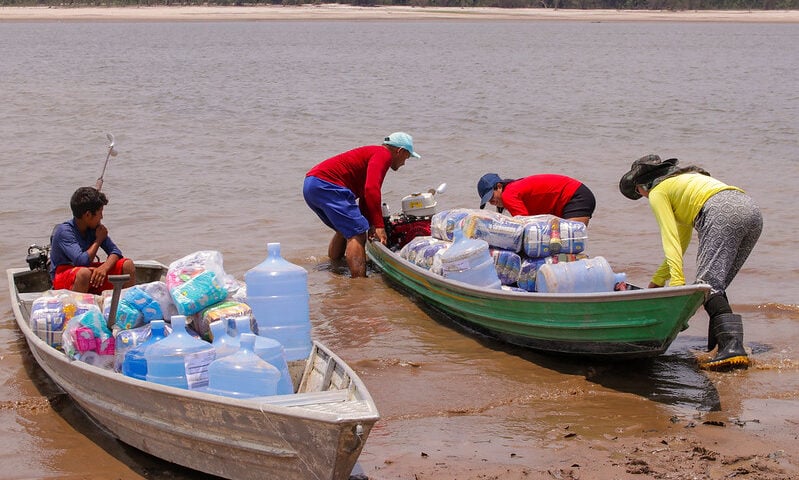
left=207, top=333, right=281, bottom=399
left=122, top=320, right=168, bottom=381
left=439, top=228, right=502, bottom=289
left=234, top=317, right=293, bottom=394
left=144, top=315, right=216, bottom=390
left=244, top=243, right=312, bottom=361
left=209, top=320, right=238, bottom=359
left=535, top=256, right=626, bottom=293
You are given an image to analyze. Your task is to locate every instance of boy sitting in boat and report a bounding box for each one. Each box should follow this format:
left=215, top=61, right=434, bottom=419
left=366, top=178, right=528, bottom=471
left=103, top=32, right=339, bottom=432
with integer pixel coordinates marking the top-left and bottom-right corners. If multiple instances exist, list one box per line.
left=48, top=186, right=135, bottom=294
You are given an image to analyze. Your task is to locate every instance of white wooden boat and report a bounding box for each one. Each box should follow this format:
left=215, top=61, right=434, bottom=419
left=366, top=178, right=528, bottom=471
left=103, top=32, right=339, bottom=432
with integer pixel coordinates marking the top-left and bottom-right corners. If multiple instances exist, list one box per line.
left=8, top=261, right=379, bottom=480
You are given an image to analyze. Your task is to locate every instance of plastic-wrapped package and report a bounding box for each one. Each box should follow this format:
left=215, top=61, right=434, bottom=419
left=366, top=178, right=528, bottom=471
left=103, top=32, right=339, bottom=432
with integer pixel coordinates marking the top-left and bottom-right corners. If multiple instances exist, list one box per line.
left=517, top=258, right=547, bottom=292
left=102, top=281, right=175, bottom=329
left=166, top=250, right=237, bottom=292
left=431, top=208, right=471, bottom=241
left=415, top=241, right=450, bottom=269
left=167, top=251, right=232, bottom=316
left=430, top=251, right=444, bottom=276
left=459, top=210, right=527, bottom=252
left=137, top=281, right=178, bottom=321
left=489, top=248, right=522, bottom=286
left=170, top=271, right=228, bottom=316
left=519, top=215, right=588, bottom=258
left=62, top=307, right=115, bottom=369
left=400, top=236, right=438, bottom=264
left=400, top=236, right=450, bottom=270
left=226, top=280, right=248, bottom=304
left=30, top=295, right=67, bottom=349
left=196, top=301, right=253, bottom=341
left=29, top=290, right=99, bottom=349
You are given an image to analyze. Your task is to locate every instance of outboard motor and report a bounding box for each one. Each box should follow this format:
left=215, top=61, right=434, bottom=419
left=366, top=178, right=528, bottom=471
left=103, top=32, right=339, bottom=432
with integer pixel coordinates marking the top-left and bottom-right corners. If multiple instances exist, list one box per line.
left=27, top=244, right=50, bottom=272
left=383, top=183, right=446, bottom=250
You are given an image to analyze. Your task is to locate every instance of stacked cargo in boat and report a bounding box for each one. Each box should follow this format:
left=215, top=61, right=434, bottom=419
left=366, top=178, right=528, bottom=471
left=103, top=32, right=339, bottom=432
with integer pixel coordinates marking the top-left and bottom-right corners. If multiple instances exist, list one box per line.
left=27, top=244, right=311, bottom=398
left=399, top=208, right=626, bottom=293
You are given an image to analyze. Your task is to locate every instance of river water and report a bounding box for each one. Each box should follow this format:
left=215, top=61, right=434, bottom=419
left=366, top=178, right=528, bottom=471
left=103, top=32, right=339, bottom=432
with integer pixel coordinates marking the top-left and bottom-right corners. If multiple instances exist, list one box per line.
left=1, top=18, right=798, bottom=479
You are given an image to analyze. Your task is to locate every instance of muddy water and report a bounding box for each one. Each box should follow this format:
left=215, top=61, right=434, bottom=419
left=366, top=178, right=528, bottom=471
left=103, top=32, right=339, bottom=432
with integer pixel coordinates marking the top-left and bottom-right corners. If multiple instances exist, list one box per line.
left=1, top=18, right=798, bottom=479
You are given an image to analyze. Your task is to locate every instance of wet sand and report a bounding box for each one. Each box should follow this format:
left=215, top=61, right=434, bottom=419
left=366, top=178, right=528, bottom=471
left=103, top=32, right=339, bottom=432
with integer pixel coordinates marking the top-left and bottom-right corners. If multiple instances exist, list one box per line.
left=1, top=5, right=799, bottom=23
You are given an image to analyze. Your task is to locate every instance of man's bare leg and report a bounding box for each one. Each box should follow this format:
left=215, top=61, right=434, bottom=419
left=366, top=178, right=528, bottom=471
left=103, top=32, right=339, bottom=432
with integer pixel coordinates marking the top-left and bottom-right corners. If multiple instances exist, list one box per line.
left=345, top=233, right=368, bottom=278
left=328, top=232, right=347, bottom=260
left=121, top=259, right=136, bottom=288
left=71, top=267, right=92, bottom=293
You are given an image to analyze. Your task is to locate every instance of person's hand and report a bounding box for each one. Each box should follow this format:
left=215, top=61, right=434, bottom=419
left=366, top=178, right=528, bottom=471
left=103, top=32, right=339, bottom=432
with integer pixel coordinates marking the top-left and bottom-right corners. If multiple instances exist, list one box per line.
left=95, top=223, right=108, bottom=243
left=374, top=227, right=388, bottom=245
left=648, top=282, right=663, bottom=288
left=90, top=266, right=108, bottom=289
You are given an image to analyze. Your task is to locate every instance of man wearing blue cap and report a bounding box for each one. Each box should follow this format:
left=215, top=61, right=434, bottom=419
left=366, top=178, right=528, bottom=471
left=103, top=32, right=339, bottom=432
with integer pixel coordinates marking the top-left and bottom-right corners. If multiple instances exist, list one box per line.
left=304, top=132, right=420, bottom=278
left=477, top=173, right=595, bottom=226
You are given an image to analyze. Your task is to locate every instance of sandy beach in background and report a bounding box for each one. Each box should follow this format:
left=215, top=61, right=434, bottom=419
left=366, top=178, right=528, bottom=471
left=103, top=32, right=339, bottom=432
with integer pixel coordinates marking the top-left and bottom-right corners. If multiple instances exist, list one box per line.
left=2, top=5, right=799, bottom=23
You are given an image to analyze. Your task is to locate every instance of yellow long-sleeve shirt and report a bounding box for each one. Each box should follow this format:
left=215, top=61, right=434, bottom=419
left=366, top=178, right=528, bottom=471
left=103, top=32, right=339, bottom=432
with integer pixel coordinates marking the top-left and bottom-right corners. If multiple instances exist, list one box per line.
left=647, top=173, right=741, bottom=286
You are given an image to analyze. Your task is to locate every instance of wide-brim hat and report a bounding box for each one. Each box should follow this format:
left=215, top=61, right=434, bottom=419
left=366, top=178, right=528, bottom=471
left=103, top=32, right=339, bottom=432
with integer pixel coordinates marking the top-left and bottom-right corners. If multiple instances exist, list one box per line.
left=619, top=155, right=679, bottom=200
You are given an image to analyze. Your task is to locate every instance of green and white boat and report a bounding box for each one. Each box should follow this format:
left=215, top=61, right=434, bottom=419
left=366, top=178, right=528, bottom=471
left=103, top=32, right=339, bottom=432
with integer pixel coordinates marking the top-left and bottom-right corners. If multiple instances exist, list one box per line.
left=367, top=240, right=709, bottom=359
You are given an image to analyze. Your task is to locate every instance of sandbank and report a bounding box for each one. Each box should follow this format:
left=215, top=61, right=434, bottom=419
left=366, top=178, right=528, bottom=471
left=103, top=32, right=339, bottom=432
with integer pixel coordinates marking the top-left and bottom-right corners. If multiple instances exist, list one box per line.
left=2, top=5, right=799, bottom=23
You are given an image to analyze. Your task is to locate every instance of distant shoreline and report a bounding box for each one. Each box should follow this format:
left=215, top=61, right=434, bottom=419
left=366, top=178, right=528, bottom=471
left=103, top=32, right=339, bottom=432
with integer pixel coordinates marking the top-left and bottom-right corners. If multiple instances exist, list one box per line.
left=2, top=5, right=799, bottom=23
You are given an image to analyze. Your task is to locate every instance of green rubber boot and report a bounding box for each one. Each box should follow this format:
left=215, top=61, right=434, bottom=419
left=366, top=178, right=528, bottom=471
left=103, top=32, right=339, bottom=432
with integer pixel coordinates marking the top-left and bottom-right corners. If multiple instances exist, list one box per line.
left=699, top=313, right=749, bottom=371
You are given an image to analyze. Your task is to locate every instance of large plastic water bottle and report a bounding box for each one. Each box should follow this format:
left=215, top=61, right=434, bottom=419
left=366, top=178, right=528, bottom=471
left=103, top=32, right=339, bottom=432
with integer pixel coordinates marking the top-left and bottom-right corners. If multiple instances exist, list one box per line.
left=122, top=320, right=168, bottom=381
left=244, top=243, right=312, bottom=361
left=144, top=315, right=216, bottom=390
left=209, top=320, right=238, bottom=360
left=535, top=256, right=626, bottom=293
left=439, top=228, right=502, bottom=289
left=206, top=334, right=281, bottom=399
left=234, top=317, right=293, bottom=395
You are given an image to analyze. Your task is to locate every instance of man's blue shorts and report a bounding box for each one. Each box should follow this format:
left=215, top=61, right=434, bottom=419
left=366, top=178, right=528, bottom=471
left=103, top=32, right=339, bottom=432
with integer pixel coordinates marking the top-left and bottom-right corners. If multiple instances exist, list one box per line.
left=303, top=176, right=369, bottom=239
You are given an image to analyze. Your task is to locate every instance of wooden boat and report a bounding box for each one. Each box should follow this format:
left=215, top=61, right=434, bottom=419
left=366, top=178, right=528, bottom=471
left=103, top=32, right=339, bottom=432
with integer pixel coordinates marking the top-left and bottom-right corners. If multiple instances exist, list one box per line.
left=8, top=261, right=379, bottom=480
left=367, top=240, right=710, bottom=359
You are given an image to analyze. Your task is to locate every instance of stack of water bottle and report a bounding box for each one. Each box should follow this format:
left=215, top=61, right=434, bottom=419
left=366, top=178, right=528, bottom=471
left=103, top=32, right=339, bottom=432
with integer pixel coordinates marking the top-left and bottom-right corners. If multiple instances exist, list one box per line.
left=399, top=208, right=626, bottom=293
left=31, top=243, right=313, bottom=399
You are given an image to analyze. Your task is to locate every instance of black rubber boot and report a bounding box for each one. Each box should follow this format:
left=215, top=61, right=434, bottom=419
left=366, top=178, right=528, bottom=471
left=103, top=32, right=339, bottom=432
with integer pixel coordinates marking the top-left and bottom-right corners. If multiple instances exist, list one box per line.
left=699, top=313, right=749, bottom=371
left=704, top=293, right=732, bottom=352
left=707, top=315, right=718, bottom=351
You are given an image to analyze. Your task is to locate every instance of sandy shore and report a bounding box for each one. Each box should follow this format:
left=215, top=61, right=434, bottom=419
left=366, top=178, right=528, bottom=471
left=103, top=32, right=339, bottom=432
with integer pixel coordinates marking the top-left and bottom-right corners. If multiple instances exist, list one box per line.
left=2, top=5, right=799, bottom=23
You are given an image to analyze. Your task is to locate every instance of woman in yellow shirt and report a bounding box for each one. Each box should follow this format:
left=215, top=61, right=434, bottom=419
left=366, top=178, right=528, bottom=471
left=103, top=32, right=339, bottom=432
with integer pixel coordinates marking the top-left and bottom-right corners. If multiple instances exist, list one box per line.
left=620, top=155, right=762, bottom=371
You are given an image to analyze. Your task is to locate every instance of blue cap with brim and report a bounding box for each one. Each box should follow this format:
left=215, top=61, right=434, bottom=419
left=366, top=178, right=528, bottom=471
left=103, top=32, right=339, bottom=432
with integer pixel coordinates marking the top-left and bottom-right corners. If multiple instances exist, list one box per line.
left=478, top=173, right=502, bottom=209
left=383, top=132, right=421, bottom=159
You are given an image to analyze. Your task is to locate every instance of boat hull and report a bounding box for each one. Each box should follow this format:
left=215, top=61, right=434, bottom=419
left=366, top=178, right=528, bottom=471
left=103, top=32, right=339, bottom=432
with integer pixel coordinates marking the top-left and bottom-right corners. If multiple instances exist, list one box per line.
left=367, top=241, right=709, bottom=359
left=9, top=264, right=379, bottom=480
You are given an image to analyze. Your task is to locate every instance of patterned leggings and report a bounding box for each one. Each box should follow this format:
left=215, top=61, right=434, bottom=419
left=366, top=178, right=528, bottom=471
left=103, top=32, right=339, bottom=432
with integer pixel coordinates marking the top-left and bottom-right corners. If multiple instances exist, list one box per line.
left=694, top=189, right=763, bottom=295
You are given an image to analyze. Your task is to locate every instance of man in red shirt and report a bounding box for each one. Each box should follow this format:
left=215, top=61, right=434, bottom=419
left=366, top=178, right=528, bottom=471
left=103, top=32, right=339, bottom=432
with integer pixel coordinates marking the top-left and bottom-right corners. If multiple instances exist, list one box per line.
left=304, top=132, right=421, bottom=278
left=477, top=173, right=595, bottom=226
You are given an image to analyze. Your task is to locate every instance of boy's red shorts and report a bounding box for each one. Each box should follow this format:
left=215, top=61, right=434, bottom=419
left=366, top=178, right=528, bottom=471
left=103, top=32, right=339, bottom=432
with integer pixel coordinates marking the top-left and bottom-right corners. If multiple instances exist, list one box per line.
left=53, top=258, right=128, bottom=294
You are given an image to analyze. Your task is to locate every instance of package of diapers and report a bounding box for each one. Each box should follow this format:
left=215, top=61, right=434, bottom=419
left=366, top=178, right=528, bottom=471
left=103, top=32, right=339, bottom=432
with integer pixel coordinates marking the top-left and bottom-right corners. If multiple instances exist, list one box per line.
left=430, top=208, right=471, bottom=241
left=489, top=248, right=522, bottom=286
left=459, top=210, right=526, bottom=252
left=519, top=215, right=588, bottom=258
left=166, top=251, right=232, bottom=316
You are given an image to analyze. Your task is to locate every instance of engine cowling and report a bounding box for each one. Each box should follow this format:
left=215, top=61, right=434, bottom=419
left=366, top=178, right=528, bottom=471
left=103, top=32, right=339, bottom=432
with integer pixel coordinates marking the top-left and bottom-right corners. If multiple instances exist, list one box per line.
left=385, top=215, right=432, bottom=250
